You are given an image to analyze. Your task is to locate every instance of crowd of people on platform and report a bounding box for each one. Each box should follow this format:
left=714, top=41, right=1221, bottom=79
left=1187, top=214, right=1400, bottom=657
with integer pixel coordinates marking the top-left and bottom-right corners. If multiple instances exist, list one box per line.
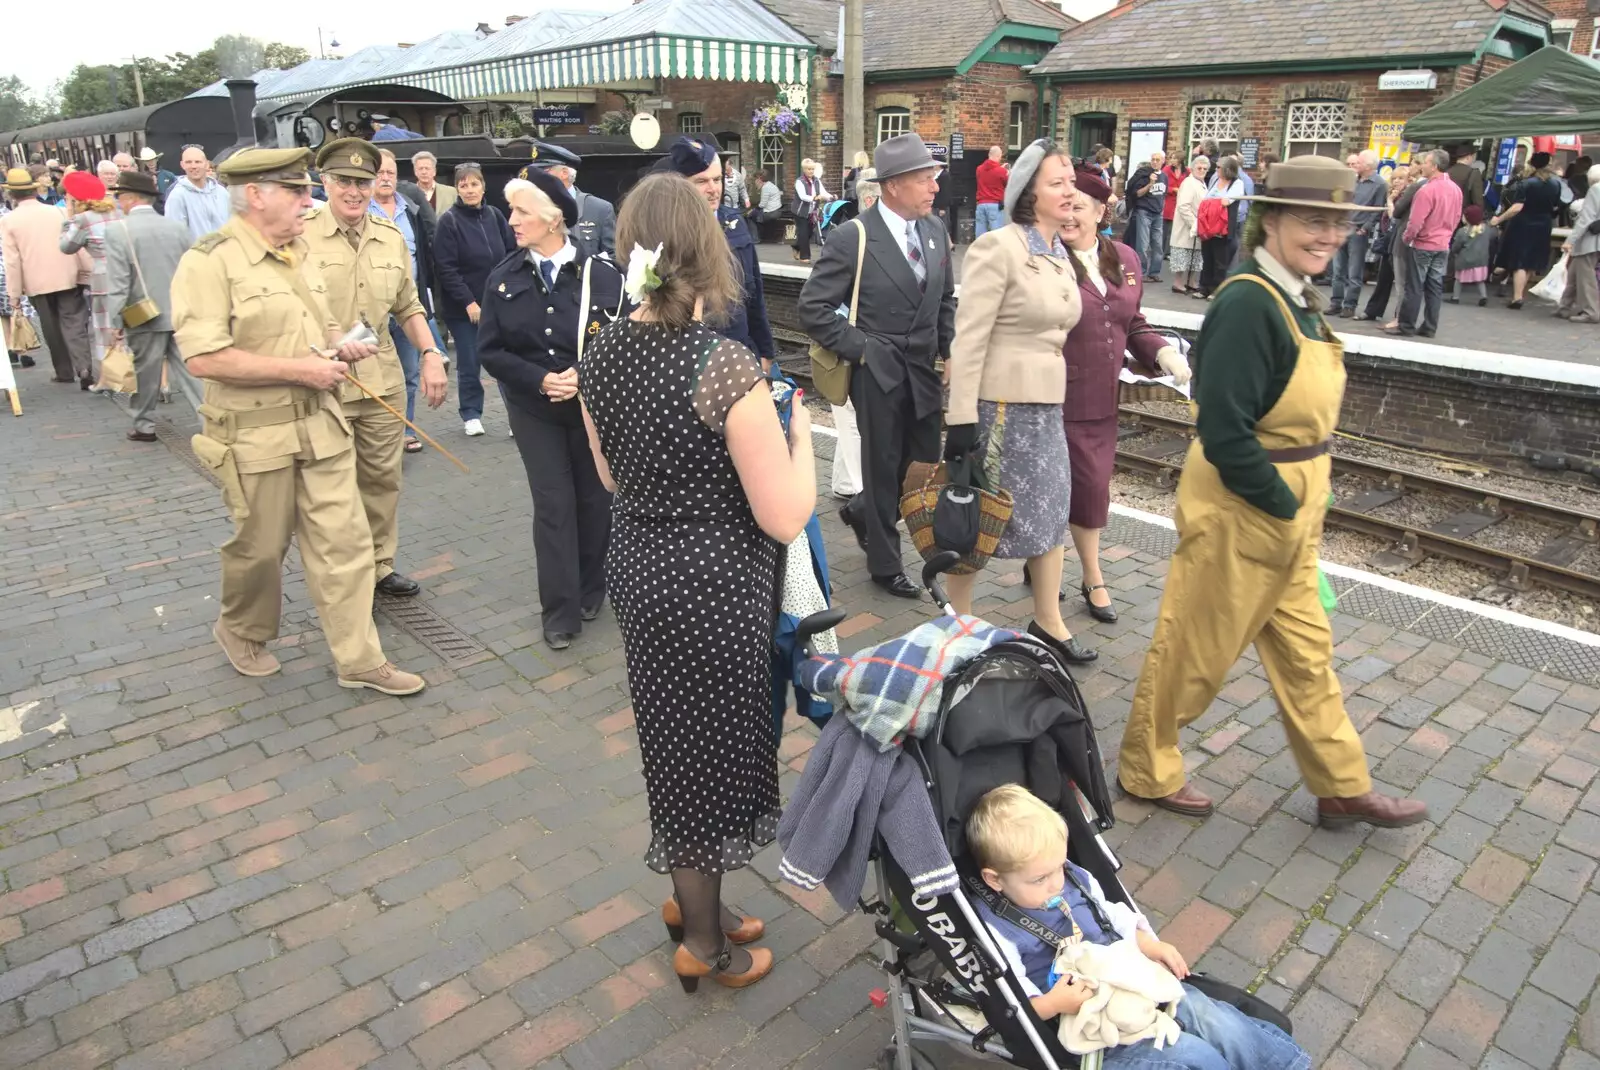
left=2, top=121, right=1437, bottom=1058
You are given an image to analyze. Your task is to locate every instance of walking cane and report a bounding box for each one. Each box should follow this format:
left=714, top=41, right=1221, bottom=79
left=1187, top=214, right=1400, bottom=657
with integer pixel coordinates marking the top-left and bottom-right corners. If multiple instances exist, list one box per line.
left=339, top=371, right=471, bottom=474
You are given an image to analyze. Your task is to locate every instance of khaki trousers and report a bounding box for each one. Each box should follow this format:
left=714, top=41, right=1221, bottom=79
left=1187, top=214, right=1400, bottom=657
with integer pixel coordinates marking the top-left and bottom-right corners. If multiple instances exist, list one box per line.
left=1559, top=251, right=1600, bottom=320
left=344, top=392, right=406, bottom=581
left=219, top=443, right=385, bottom=676
left=1119, top=460, right=1372, bottom=801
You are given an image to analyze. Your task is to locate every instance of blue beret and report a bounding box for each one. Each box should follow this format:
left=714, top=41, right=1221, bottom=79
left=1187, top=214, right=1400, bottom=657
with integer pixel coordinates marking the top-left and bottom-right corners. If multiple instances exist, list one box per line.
left=657, top=136, right=719, bottom=177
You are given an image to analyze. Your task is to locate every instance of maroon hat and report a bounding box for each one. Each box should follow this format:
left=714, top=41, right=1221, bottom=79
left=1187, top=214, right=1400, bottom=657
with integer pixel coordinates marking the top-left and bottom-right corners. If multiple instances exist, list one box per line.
left=1464, top=204, right=1484, bottom=225
left=1074, top=169, right=1112, bottom=204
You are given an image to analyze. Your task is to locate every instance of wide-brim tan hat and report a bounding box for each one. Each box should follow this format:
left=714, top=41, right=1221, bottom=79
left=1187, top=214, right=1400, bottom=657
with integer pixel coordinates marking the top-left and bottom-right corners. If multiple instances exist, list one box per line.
left=3, top=167, right=35, bottom=192
left=1242, top=155, right=1383, bottom=211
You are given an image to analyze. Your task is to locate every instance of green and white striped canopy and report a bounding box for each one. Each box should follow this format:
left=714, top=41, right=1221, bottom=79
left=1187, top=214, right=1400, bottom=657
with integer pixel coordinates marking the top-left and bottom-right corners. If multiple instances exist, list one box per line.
left=410, top=36, right=812, bottom=99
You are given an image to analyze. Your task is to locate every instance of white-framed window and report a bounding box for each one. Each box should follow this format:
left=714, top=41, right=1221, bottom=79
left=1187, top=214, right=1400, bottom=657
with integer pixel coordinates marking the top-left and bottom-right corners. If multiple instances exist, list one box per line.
left=721, top=132, right=743, bottom=175
left=1285, top=100, right=1347, bottom=160
left=1189, top=102, right=1241, bottom=159
left=679, top=112, right=703, bottom=134
left=876, top=107, right=911, bottom=144
left=1552, top=30, right=1574, bottom=51
left=1007, top=102, right=1029, bottom=152
left=1590, top=26, right=1600, bottom=60
left=760, top=132, right=786, bottom=190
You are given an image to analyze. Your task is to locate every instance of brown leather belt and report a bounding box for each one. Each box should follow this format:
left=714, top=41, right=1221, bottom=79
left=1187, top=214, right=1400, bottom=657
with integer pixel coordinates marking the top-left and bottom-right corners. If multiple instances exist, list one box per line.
left=1264, top=439, right=1331, bottom=463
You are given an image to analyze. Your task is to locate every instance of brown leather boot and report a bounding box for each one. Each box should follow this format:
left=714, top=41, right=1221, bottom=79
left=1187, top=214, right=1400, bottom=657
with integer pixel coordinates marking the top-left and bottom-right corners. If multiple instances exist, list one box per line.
left=1125, top=782, right=1215, bottom=817
left=213, top=622, right=281, bottom=678
left=338, top=662, right=426, bottom=696
left=1317, top=791, right=1428, bottom=828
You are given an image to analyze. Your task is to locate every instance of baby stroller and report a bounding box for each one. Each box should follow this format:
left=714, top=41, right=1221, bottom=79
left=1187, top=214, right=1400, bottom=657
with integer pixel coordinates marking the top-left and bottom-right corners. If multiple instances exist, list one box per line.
left=818, top=197, right=860, bottom=243
left=792, top=552, right=1293, bottom=1070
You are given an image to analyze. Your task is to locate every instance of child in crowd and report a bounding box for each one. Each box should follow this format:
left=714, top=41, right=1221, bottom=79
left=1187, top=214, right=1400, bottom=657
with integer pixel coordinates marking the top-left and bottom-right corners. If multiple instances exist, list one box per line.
left=967, top=785, right=1309, bottom=1069
left=1450, top=204, right=1495, bottom=307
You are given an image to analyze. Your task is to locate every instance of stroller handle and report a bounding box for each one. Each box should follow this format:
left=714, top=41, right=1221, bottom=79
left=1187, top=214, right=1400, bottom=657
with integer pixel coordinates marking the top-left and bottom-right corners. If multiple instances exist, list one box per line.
left=922, top=551, right=962, bottom=611
left=795, top=608, right=848, bottom=657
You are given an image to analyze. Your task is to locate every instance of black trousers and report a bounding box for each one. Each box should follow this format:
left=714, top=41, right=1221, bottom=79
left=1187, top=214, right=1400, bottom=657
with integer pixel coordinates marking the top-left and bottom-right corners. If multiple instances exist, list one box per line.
left=33, top=288, right=92, bottom=382
left=1363, top=246, right=1403, bottom=320
left=1199, top=237, right=1234, bottom=296
left=506, top=404, right=612, bottom=635
left=793, top=215, right=815, bottom=260
left=849, top=365, right=940, bottom=579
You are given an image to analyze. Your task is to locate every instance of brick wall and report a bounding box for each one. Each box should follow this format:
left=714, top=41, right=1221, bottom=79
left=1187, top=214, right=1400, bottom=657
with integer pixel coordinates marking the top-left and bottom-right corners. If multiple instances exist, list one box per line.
left=1543, top=0, right=1597, bottom=57
left=1045, top=66, right=1469, bottom=166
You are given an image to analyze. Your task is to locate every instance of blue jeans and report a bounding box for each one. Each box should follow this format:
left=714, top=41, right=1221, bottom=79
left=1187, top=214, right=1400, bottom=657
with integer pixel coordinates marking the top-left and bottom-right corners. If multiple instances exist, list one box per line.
left=975, top=202, right=1007, bottom=237
left=390, top=317, right=444, bottom=439
left=1131, top=211, right=1164, bottom=277
left=1329, top=231, right=1370, bottom=311
left=443, top=316, right=483, bottom=421
left=1101, top=983, right=1309, bottom=1070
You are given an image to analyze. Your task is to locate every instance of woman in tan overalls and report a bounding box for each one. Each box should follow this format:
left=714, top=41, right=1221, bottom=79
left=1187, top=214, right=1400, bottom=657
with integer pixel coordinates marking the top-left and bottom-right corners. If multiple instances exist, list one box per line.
left=1117, top=157, right=1427, bottom=829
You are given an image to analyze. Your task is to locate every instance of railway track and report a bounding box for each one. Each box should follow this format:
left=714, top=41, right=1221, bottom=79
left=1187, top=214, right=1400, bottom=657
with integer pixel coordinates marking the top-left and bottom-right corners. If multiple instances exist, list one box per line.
left=1116, top=408, right=1600, bottom=601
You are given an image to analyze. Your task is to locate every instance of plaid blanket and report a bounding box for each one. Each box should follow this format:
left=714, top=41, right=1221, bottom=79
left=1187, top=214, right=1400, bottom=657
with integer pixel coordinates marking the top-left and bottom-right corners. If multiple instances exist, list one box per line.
left=796, top=615, right=1020, bottom=751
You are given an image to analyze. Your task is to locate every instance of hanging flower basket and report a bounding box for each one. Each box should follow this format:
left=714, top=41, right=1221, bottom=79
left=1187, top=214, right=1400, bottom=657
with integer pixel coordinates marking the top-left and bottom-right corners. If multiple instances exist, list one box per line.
left=751, top=101, right=802, bottom=139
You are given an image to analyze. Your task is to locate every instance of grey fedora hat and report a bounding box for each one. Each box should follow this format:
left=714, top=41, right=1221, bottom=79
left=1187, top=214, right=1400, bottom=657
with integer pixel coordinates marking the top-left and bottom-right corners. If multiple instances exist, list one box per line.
left=873, top=133, right=938, bottom=182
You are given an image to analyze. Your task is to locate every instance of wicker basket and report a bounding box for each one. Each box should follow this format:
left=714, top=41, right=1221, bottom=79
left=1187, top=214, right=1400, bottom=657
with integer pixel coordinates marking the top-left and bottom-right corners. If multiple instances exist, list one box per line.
left=899, top=461, right=1015, bottom=576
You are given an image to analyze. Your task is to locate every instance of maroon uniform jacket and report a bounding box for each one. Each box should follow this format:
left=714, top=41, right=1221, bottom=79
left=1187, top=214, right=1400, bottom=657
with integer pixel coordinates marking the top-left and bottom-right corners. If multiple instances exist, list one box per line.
left=1062, top=242, right=1168, bottom=423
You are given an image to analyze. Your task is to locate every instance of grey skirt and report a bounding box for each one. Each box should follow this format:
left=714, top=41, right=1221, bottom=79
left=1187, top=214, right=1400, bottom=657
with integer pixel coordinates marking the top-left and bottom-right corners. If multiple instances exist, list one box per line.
left=977, top=399, right=1070, bottom=560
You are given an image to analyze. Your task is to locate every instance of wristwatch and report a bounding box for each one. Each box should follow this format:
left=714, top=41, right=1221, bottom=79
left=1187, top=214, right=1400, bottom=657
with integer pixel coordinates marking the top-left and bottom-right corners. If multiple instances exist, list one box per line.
left=421, top=347, right=444, bottom=360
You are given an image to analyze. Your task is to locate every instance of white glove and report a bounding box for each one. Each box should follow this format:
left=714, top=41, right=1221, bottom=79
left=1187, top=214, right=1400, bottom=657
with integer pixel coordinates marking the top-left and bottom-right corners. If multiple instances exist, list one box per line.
left=1156, top=346, right=1191, bottom=387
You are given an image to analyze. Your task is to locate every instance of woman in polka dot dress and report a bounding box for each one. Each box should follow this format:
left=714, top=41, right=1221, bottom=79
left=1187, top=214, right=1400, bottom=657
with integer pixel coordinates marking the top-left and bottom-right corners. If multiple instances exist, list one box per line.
left=578, top=173, right=817, bottom=993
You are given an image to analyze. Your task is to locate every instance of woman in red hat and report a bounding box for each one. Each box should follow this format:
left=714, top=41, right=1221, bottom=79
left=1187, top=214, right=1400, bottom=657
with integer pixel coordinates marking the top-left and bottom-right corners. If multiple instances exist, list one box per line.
left=58, top=170, right=119, bottom=389
left=1057, top=170, right=1190, bottom=623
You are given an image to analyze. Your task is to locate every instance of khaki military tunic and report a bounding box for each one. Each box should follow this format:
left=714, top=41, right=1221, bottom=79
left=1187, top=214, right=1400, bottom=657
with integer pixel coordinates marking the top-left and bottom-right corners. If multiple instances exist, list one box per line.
left=302, top=205, right=427, bottom=581
left=172, top=214, right=387, bottom=676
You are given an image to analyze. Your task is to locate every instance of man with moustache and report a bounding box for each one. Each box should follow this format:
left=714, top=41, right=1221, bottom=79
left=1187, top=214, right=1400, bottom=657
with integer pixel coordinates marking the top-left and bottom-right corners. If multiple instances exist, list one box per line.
left=302, top=138, right=448, bottom=598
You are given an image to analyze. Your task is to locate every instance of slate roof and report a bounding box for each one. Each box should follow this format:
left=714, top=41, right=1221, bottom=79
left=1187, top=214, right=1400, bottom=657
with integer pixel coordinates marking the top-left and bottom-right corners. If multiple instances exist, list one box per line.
left=1034, top=0, right=1537, bottom=75
left=546, top=0, right=811, bottom=51
left=757, top=0, right=841, bottom=51
left=860, top=0, right=1074, bottom=72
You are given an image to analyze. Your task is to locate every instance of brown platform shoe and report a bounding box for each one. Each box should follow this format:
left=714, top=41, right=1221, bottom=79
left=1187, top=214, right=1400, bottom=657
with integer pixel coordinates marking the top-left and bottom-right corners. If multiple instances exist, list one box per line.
left=661, top=897, right=764, bottom=945
left=672, top=942, right=774, bottom=993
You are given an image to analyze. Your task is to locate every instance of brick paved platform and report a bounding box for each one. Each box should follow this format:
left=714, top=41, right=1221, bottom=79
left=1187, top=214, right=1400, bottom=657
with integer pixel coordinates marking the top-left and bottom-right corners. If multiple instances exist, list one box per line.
left=0, top=371, right=1597, bottom=1069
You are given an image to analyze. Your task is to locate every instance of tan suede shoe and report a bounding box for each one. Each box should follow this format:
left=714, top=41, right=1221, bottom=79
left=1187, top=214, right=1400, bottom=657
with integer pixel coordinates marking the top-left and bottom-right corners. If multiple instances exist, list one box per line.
left=338, top=662, right=426, bottom=696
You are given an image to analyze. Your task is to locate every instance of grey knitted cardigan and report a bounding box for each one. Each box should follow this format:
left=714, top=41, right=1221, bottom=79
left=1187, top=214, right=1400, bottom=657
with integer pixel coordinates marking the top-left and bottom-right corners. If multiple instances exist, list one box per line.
left=777, top=714, right=958, bottom=910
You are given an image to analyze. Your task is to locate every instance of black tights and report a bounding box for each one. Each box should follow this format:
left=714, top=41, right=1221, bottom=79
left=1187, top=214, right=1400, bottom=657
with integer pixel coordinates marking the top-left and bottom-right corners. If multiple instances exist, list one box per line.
left=671, top=868, right=751, bottom=968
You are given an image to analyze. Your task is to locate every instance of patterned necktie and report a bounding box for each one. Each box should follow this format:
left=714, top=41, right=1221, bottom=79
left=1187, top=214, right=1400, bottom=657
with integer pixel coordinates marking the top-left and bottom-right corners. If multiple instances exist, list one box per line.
left=906, top=221, right=926, bottom=291
left=539, top=259, right=556, bottom=290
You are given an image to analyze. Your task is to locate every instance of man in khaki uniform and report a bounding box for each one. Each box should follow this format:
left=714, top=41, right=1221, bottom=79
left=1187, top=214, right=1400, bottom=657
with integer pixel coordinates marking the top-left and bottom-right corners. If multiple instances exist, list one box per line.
left=171, top=147, right=426, bottom=696
left=304, top=138, right=447, bottom=597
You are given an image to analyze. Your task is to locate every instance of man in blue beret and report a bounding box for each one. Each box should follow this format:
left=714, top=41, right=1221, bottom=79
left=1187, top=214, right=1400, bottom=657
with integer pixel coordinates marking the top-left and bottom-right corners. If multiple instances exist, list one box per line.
left=523, top=141, right=614, bottom=258
left=657, top=136, right=775, bottom=368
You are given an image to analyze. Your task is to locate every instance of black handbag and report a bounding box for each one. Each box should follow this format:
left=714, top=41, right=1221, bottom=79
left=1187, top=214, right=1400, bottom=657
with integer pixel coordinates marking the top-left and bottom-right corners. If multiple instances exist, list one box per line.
left=933, top=450, right=986, bottom=555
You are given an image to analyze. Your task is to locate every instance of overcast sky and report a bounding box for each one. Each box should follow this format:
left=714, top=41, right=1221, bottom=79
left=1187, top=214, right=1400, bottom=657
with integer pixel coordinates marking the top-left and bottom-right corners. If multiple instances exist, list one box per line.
left=5, top=2, right=629, bottom=97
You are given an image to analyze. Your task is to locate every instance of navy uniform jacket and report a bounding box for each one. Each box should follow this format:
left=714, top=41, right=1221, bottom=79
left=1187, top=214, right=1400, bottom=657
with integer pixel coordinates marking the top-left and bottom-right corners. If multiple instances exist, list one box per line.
left=718, top=205, right=775, bottom=361
left=477, top=247, right=625, bottom=429
left=571, top=189, right=616, bottom=259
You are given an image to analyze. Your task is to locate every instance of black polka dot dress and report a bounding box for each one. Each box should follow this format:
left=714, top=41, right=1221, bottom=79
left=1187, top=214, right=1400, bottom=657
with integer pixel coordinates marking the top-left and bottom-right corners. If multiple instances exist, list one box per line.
left=578, top=320, right=781, bottom=876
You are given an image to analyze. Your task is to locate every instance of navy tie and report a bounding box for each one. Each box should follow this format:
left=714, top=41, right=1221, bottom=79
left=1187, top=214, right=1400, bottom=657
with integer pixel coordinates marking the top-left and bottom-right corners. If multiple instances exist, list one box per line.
left=540, top=260, right=556, bottom=290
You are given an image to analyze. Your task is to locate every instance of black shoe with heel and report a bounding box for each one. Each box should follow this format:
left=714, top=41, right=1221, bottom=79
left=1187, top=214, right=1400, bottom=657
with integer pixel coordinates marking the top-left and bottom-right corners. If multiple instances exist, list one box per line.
left=1026, top=621, right=1098, bottom=664
left=1021, top=563, right=1065, bottom=602
left=1080, top=584, right=1118, bottom=624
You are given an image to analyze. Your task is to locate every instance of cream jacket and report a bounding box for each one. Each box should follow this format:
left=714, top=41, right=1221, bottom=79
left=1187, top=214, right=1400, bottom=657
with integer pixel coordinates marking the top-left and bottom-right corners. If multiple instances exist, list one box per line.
left=945, top=223, right=1082, bottom=425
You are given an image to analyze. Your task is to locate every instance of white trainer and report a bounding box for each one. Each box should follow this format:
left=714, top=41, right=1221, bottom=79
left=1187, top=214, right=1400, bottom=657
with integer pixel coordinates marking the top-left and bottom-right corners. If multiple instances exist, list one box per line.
left=464, top=418, right=485, bottom=436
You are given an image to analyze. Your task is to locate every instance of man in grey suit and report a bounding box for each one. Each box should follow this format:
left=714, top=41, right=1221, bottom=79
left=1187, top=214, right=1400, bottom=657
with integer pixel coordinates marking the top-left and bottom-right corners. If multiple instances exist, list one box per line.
left=102, top=171, right=203, bottom=441
left=798, top=134, right=956, bottom=598
left=524, top=141, right=615, bottom=258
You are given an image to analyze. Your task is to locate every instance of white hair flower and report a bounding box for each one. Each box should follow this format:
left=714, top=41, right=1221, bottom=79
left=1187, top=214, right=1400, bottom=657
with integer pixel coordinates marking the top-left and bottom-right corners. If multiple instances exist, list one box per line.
left=624, top=242, right=665, bottom=304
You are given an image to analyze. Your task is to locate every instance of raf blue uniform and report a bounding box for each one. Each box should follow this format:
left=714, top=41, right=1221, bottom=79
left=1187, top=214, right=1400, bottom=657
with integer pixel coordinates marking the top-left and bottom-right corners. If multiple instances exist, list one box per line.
left=655, top=136, right=776, bottom=364
left=477, top=168, right=626, bottom=646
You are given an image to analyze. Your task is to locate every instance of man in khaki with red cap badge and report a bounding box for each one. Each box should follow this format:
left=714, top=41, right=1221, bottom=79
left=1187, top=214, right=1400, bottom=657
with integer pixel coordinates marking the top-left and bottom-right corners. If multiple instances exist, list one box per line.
left=303, top=137, right=447, bottom=600
left=170, top=146, right=428, bottom=696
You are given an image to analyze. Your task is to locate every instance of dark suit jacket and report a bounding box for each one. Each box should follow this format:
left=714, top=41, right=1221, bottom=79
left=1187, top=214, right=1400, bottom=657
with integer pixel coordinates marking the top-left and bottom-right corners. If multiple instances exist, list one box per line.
left=796, top=204, right=956, bottom=419
left=572, top=189, right=616, bottom=259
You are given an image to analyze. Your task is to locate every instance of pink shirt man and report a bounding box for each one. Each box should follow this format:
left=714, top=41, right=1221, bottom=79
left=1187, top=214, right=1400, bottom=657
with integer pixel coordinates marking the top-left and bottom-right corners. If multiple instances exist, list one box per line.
left=1405, top=173, right=1464, bottom=253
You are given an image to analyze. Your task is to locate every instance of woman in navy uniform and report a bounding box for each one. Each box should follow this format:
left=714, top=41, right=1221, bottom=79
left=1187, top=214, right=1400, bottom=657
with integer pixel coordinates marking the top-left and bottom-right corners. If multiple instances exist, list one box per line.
left=478, top=171, right=625, bottom=650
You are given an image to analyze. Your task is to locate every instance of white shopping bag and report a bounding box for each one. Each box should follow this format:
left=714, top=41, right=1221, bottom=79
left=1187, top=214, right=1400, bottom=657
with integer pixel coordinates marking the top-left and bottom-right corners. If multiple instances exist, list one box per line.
left=1530, top=253, right=1568, bottom=303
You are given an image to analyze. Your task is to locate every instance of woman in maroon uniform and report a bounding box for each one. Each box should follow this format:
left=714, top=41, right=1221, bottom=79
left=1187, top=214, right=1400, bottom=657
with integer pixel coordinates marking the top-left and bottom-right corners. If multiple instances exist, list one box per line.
left=1059, top=171, right=1191, bottom=622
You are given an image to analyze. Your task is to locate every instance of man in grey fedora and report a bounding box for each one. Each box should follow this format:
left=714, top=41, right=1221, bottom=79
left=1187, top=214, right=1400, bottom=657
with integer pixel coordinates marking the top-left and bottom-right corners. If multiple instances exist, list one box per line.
left=102, top=170, right=203, bottom=441
left=799, top=133, right=956, bottom=598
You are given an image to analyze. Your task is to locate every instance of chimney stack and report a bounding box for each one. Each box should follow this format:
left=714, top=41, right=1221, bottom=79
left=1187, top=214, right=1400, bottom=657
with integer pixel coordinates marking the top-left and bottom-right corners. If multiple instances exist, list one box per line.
left=217, top=79, right=259, bottom=163
left=506, top=15, right=525, bottom=24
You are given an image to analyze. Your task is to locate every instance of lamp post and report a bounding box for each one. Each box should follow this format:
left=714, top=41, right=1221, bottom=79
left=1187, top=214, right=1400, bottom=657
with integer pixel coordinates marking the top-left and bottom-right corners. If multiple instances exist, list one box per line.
left=318, top=29, right=340, bottom=60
